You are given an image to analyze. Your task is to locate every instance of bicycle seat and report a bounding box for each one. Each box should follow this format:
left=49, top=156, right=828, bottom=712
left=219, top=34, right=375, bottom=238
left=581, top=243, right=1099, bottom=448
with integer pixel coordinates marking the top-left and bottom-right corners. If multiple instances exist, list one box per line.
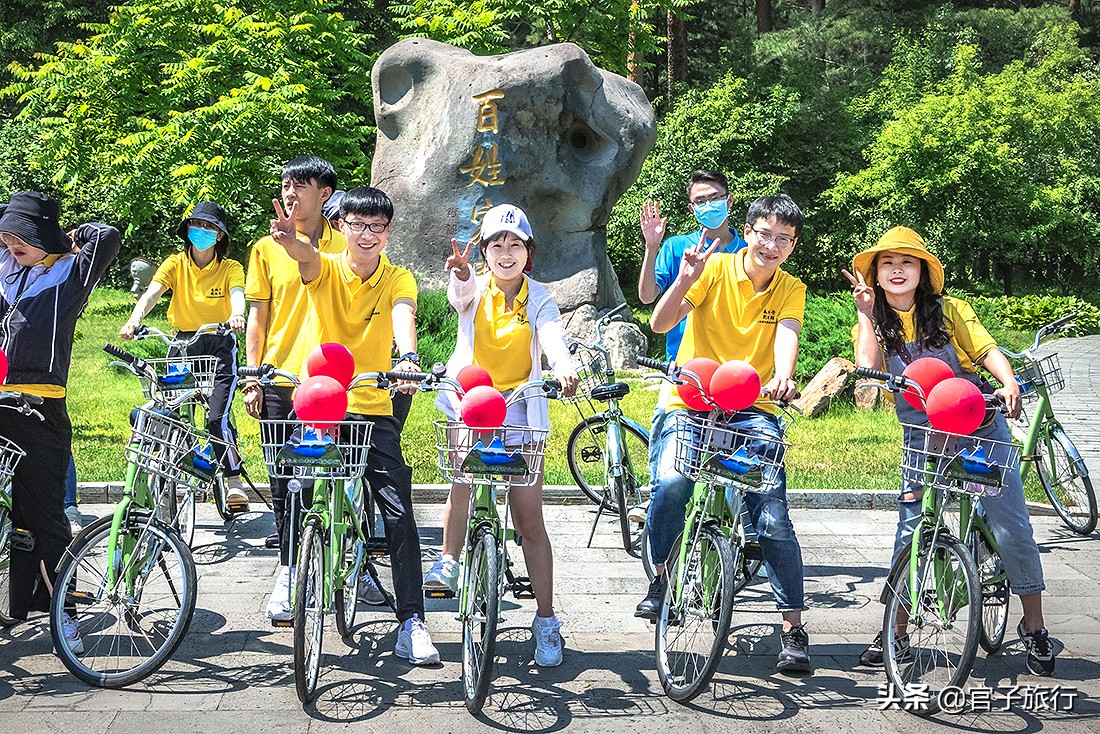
left=590, top=382, right=630, bottom=401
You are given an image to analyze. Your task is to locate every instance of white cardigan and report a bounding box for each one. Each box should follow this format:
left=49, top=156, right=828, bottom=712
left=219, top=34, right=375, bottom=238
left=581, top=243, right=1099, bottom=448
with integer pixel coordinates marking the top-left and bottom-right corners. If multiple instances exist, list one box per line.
left=436, top=270, right=576, bottom=430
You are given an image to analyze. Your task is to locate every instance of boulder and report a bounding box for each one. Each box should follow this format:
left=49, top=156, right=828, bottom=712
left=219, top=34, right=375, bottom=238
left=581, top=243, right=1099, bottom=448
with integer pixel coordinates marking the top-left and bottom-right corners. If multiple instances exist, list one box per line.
left=371, top=39, right=654, bottom=367
left=854, top=380, right=886, bottom=411
left=793, top=357, right=856, bottom=418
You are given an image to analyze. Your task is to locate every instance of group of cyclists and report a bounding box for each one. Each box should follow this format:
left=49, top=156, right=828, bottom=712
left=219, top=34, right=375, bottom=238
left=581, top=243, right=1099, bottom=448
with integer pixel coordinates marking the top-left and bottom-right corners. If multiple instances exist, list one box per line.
left=0, top=154, right=1056, bottom=686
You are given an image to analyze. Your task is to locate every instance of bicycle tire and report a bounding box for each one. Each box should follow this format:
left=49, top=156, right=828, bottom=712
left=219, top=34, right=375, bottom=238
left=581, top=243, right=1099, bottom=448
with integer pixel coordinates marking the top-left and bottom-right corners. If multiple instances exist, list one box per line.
left=294, top=518, right=326, bottom=704
left=614, top=478, right=632, bottom=551
left=462, top=526, right=500, bottom=714
left=640, top=526, right=656, bottom=582
left=655, top=524, right=735, bottom=702
left=1036, top=428, right=1098, bottom=535
left=970, top=530, right=1008, bottom=653
left=566, top=415, right=650, bottom=511
left=0, top=507, right=15, bottom=626
left=176, top=487, right=196, bottom=549
left=211, top=475, right=233, bottom=523
left=882, top=534, right=980, bottom=716
left=334, top=526, right=361, bottom=639
left=50, top=512, right=197, bottom=688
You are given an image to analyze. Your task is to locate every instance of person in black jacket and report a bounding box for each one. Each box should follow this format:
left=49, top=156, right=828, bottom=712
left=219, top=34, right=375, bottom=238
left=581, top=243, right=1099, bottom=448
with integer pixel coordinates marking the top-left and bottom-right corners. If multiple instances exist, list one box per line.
left=0, top=192, right=120, bottom=639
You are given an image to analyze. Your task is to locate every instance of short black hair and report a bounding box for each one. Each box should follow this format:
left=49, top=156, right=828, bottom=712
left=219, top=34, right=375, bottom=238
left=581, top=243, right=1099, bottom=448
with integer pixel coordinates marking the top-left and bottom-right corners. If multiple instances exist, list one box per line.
left=686, top=170, right=730, bottom=198
left=282, top=155, right=337, bottom=191
left=745, top=194, right=804, bottom=238
left=341, top=186, right=394, bottom=222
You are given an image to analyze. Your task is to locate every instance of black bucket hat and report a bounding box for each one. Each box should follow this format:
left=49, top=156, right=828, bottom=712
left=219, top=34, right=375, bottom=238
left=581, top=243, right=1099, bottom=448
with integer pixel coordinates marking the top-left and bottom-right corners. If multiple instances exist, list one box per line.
left=176, top=200, right=230, bottom=248
left=0, top=191, right=71, bottom=255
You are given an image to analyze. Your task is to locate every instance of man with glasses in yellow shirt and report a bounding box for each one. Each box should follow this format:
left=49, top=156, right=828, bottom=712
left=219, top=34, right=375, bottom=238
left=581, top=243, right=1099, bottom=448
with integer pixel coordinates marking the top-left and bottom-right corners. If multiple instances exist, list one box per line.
left=271, top=186, right=439, bottom=665
left=639, top=194, right=812, bottom=675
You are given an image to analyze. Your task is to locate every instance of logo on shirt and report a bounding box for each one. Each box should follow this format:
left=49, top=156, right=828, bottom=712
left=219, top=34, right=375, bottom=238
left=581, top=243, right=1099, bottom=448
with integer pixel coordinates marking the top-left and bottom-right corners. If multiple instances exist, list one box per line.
left=760, top=308, right=778, bottom=325
left=208, top=287, right=224, bottom=298
left=364, top=309, right=381, bottom=323
left=513, top=312, right=529, bottom=327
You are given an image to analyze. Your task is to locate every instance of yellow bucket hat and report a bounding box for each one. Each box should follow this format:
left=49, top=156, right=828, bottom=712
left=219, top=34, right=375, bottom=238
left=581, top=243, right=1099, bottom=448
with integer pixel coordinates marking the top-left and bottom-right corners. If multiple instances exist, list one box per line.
left=852, top=226, right=945, bottom=295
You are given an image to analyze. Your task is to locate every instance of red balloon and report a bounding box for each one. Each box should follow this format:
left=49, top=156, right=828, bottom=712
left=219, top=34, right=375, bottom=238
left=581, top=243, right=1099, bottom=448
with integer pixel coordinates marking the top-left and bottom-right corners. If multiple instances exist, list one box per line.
left=457, top=364, right=494, bottom=393
left=0, top=347, right=7, bottom=384
left=461, top=385, right=507, bottom=429
left=305, top=342, right=356, bottom=389
left=710, top=360, right=761, bottom=413
left=293, top=375, right=348, bottom=429
left=676, top=358, right=720, bottom=411
left=926, top=378, right=985, bottom=435
left=901, top=357, right=954, bottom=411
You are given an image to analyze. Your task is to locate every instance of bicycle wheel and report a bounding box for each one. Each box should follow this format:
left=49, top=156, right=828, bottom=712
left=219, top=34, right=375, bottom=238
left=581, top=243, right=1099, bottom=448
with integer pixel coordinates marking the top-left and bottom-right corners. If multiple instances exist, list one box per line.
left=640, top=526, right=656, bottom=582
left=50, top=512, right=197, bottom=688
left=566, top=415, right=649, bottom=511
left=882, top=534, right=980, bottom=716
left=211, top=475, right=233, bottom=523
left=655, top=524, right=735, bottom=702
left=0, top=507, right=15, bottom=626
left=1036, top=428, right=1098, bottom=535
left=614, top=477, right=632, bottom=551
left=732, top=541, right=764, bottom=596
left=294, top=518, right=326, bottom=704
left=970, top=530, right=1008, bottom=653
left=175, top=487, right=196, bottom=548
left=334, top=525, right=362, bottom=639
left=462, top=526, right=500, bottom=715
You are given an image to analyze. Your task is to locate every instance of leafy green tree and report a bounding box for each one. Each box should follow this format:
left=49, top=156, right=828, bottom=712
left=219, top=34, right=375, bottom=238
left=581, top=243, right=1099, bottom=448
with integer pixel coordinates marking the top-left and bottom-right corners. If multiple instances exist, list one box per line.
left=4, top=0, right=376, bottom=271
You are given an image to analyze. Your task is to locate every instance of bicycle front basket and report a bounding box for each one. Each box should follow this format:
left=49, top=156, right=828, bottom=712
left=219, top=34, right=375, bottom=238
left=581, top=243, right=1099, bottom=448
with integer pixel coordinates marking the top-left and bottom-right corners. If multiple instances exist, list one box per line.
left=901, top=423, right=1022, bottom=497
left=127, top=406, right=218, bottom=491
left=139, top=355, right=220, bottom=402
left=1018, top=352, right=1064, bottom=398
left=433, top=420, right=549, bottom=487
left=674, top=411, right=789, bottom=492
left=257, top=420, right=373, bottom=480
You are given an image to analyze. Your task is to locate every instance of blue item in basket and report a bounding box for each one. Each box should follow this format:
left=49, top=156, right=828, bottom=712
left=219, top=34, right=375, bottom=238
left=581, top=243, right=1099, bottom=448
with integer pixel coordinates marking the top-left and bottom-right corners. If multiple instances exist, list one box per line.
left=158, top=364, right=192, bottom=385
left=472, top=436, right=515, bottom=465
left=716, top=445, right=760, bottom=475
left=192, top=443, right=216, bottom=471
left=958, top=445, right=998, bottom=474
left=291, top=427, right=335, bottom=458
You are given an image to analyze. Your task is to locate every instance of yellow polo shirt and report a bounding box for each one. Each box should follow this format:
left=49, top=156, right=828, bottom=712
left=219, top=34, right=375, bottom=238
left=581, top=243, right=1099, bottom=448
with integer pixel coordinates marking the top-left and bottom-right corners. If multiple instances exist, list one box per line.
left=152, top=252, right=244, bottom=331
left=472, top=277, right=533, bottom=391
left=668, top=249, right=806, bottom=412
left=302, top=252, right=417, bottom=416
left=890, top=295, right=997, bottom=373
left=245, top=221, right=345, bottom=374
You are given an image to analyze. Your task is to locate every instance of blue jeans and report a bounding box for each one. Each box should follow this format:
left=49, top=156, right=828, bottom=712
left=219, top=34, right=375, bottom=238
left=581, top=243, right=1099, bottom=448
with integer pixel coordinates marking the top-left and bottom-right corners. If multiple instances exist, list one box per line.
left=893, top=413, right=1045, bottom=596
left=646, top=409, right=805, bottom=611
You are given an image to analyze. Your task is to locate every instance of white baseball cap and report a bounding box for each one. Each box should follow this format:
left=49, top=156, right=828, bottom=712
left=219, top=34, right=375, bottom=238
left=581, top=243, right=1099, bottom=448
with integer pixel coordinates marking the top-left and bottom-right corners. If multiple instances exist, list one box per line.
left=479, top=204, right=532, bottom=242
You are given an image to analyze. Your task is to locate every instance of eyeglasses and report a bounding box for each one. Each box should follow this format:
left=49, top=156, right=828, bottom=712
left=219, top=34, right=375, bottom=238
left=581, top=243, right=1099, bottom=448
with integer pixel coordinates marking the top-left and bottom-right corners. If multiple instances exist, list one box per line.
left=690, top=192, right=729, bottom=206
left=746, top=225, right=796, bottom=249
left=188, top=221, right=219, bottom=232
left=344, top=220, right=389, bottom=234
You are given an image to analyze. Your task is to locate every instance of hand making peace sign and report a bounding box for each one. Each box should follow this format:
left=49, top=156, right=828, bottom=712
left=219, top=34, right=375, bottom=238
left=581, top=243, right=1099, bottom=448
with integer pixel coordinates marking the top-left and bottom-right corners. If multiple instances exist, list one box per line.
left=446, top=238, right=472, bottom=281
left=841, top=267, right=875, bottom=316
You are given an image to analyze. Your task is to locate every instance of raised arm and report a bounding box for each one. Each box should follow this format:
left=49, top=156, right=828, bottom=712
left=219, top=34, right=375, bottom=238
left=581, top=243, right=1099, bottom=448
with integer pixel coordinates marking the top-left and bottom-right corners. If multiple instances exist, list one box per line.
left=269, top=199, right=321, bottom=282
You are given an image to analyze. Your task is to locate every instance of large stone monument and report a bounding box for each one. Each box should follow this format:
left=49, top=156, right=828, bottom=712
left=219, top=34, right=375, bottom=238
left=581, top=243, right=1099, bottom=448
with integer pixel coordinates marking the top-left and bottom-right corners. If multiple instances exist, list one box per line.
left=371, top=39, right=656, bottom=366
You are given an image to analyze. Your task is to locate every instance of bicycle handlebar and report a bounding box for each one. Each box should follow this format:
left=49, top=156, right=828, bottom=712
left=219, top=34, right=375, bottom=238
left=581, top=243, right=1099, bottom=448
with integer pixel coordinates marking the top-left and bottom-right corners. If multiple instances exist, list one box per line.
left=0, top=391, right=45, bottom=420
left=635, top=357, right=800, bottom=406
left=132, top=322, right=232, bottom=348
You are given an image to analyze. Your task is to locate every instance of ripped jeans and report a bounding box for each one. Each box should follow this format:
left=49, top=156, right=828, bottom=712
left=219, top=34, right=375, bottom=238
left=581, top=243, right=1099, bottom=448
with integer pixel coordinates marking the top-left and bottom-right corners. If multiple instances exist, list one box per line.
left=646, top=409, right=806, bottom=611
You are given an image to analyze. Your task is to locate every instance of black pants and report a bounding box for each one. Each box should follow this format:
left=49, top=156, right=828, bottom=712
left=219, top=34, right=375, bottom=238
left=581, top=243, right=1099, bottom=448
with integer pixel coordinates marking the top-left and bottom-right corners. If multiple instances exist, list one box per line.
left=263, top=385, right=298, bottom=560
left=170, top=333, right=242, bottom=477
left=2, top=397, right=73, bottom=620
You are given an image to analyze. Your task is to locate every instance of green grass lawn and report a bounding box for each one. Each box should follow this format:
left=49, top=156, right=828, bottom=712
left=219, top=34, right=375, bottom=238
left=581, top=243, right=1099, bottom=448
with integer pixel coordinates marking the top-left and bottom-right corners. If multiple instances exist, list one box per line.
left=69, top=288, right=908, bottom=489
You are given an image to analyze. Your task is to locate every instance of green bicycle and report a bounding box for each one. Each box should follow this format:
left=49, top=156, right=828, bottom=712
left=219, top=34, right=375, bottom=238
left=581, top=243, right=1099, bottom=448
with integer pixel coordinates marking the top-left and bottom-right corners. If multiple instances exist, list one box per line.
left=1000, top=314, right=1097, bottom=535
left=428, top=375, right=560, bottom=714
left=565, top=303, right=650, bottom=550
left=239, top=363, right=422, bottom=705
left=0, top=391, right=44, bottom=627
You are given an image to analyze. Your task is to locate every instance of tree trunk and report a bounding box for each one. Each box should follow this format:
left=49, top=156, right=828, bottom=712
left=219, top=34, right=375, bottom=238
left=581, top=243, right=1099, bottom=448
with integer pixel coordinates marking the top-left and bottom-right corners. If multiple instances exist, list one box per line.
left=756, top=0, right=773, bottom=33
left=998, top=261, right=1014, bottom=296
left=666, top=10, right=686, bottom=99
left=1069, top=0, right=1080, bottom=21
left=626, top=2, right=643, bottom=84
left=811, top=0, right=825, bottom=13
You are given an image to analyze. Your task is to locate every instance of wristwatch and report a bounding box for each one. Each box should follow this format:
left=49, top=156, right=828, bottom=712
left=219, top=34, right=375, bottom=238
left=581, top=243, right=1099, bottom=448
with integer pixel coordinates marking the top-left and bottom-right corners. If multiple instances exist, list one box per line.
left=398, top=351, right=421, bottom=366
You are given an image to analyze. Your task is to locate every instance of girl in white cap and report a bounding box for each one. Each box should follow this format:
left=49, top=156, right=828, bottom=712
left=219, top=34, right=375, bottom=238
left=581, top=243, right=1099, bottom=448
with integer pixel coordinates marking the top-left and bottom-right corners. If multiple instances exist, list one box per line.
left=426, top=203, right=578, bottom=667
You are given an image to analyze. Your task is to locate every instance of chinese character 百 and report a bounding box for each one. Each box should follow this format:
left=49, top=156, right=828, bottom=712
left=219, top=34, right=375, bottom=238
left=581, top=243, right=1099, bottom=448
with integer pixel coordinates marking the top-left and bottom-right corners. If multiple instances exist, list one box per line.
left=473, top=89, right=505, bottom=134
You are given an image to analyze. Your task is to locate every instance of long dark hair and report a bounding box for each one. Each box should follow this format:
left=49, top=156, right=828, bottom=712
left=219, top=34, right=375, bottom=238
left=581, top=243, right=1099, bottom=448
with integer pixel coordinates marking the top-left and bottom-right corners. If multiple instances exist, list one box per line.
left=871, top=257, right=949, bottom=358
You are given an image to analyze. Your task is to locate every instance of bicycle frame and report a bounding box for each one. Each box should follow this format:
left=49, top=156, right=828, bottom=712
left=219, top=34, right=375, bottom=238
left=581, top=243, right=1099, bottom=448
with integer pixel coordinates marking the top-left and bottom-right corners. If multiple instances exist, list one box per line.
left=669, top=479, right=741, bottom=604
left=457, top=478, right=516, bottom=621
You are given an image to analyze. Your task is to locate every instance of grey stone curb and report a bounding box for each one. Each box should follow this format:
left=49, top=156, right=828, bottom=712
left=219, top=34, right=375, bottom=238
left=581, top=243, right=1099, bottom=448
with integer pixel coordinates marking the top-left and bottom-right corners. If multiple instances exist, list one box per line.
left=72, top=481, right=1058, bottom=514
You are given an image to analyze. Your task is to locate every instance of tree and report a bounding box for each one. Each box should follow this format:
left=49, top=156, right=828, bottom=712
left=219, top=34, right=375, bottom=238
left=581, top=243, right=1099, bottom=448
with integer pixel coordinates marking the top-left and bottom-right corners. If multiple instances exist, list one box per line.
left=4, top=0, right=376, bottom=268
left=756, top=0, right=773, bottom=33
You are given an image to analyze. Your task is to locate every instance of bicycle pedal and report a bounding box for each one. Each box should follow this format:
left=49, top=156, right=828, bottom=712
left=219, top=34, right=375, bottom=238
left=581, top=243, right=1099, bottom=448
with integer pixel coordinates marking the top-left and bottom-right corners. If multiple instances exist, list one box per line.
left=510, top=576, right=535, bottom=599
left=366, top=540, right=388, bottom=556
left=226, top=501, right=250, bottom=514
left=423, top=588, right=456, bottom=599
left=11, top=528, right=35, bottom=553
left=742, top=542, right=764, bottom=561
left=270, top=618, right=293, bottom=628
left=66, top=590, right=97, bottom=606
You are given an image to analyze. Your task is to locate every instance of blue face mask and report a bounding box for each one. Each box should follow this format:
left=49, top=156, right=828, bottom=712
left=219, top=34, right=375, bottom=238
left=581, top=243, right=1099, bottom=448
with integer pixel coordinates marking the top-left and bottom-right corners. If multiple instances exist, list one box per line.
left=692, top=198, right=729, bottom=230
left=188, top=226, right=218, bottom=251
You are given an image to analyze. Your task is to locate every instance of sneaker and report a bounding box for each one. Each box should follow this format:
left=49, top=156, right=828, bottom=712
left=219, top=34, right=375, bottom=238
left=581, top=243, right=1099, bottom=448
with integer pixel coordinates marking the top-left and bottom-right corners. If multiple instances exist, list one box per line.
left=65, top=505, right=83, bottom=534
left=264, top=531, right=280, bottom=549
left=225, top=481, right=250, bottom=513
left=423, top=559, right=460, bottom=593
left=358, top=571, right=387, bottom=606
left=532, top=614, right=564, bottom=667
left=634, top=575, right=665, bottom=620
left=859, top=631, right=912, bottom=667
left=60, top=613, right=84, bottom=655
left=776, top=624, right=811, bottom=674
left=265, top=565, right=293, bottom=621
left=627, top=500, right=649, bottom=526
left=1017, top=618, right=1056, bottom=676
left=395, top=614, right=440, bottom=665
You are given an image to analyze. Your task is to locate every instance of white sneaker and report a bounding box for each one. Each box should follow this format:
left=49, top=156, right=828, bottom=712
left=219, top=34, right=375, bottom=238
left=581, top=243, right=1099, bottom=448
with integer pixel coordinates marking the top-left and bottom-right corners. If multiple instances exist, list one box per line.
left=358, top=571, right=386, bottom=606
left=395, top=614, right=440, bottom=665
left=423, top=559, right=459, bottom=592
left=61, top=612, right=84, bottom=655
left=225, top=482, right=250, bottom=512
left=532, top=613, right=563, bottom=667
left=627, top=500, right=649, bottom=526
left=65, top=505, right=83, bottom=534
left=265, top=565, right=293, bottom=621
